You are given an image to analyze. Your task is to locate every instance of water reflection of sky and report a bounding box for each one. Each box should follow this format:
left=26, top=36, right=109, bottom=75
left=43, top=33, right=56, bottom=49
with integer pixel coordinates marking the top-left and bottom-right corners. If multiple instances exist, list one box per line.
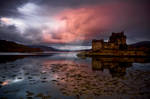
left=0, top=52, right=150, bottom=99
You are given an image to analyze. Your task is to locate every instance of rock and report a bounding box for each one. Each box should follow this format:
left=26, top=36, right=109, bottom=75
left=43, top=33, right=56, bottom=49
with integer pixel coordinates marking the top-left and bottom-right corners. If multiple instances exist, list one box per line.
left=28, top=77, right=32, bottom=79
left=18, top=77, right=22, bottom=79
left=26, top=97, right=33, bottom=99
left=25, top=73, right=30, bottom=75
left=36, top=93, right=43, bottom=97
left=26, top=91, right=34, bottom=96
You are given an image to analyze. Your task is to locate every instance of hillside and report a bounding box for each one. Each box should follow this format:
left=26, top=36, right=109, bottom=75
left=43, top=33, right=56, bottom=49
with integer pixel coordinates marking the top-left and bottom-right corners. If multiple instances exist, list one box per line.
left=130, top=41, right=150, bottom=48
left=28, top=45, right=59, bottom=51
left=0, top=40, right=43, bottom=52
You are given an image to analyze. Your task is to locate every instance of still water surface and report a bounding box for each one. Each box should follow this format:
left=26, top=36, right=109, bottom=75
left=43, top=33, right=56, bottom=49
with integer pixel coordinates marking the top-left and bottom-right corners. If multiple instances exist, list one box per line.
left=0, top=52, right=150, bottom=99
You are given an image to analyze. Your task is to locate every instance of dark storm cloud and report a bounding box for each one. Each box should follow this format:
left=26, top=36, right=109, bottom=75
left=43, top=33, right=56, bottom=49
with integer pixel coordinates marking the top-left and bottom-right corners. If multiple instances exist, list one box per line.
left=0, top=0, right=149, bottom=45
left=36, top=0, right=150, bottom=7
left=22, top=28, right=43, bottom=44
left=0, top=0, right=31, bottom=17
left=0, top=24, right=28, bottom=43
left=0, top=23, right=42, bottom=44
left=0, top=0, right=149, bottom=17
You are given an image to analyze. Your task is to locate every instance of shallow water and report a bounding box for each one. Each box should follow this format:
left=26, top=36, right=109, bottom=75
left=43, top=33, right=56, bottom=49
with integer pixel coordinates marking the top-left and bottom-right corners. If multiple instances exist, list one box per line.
left=0, top=52, right=150, bottom=99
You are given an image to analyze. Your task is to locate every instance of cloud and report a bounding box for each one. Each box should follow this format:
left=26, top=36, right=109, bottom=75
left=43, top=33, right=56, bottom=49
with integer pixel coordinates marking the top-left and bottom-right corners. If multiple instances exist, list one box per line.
left=0, top=24, right=26, bottom=43
left=0, top=17, right=27, bottom=33
left=0, top=17, right=42, bottom=44
left=42, top=2, right=150, bottom=44
left=0, top=0, right=149, bottom=45
left=0, top=0, right=30, bottom=17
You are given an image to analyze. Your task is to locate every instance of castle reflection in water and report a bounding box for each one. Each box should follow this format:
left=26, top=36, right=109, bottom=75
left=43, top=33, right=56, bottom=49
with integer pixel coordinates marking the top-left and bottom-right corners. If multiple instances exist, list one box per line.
left=91, top=57, right=150, bottom=77
left=0, top=55, right=150, bottom=78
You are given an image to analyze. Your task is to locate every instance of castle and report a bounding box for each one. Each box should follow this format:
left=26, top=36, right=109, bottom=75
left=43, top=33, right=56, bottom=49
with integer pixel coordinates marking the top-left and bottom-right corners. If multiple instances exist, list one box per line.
left=78, top=32, right=149, bottom=57
left=92, top=32, right=127, bottom=51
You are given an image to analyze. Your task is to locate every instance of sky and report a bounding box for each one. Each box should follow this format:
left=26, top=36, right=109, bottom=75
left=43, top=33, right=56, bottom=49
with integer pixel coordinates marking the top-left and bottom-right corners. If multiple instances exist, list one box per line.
left=0, top=0, right=150, bottom=49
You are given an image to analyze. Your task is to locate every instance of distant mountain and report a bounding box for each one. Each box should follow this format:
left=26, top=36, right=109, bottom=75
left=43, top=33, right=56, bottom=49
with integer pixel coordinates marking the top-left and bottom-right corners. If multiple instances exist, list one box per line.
left=0, top=40, right=42, bottom=52
left=28, top=45, right=59, bottom=51
left=130, top=41, right=150, bottom=48
left=28, top=45, right=83, bottom=52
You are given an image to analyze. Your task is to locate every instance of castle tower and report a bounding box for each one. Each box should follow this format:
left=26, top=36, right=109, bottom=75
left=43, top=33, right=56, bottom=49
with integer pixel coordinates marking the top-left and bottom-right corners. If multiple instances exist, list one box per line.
left=109, top=32, right=126, bottom=45
left=109, top=32, right=127, bottom=49
left=92, top=39, right=103, bottom=51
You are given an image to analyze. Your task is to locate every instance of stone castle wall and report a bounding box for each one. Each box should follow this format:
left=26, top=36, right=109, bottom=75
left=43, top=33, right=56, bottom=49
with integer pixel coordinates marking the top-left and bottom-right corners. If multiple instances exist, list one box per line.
left=92, top=32, right=126, bottom=51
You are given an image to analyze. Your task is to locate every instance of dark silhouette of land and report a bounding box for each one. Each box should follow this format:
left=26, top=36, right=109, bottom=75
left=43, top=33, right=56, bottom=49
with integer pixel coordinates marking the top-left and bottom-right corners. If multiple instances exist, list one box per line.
left=0, top=40, right=42, bottom=52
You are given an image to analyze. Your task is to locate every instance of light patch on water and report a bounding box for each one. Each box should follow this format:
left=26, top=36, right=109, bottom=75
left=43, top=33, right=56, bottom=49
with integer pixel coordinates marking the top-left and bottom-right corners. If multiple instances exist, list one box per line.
left=52, top=45, right=91, bottom=51
left=1, top=78, right=24, bottom=86
left=56, top=52, right=78, bottom=58
left=1, top=80, right=10, bottom=86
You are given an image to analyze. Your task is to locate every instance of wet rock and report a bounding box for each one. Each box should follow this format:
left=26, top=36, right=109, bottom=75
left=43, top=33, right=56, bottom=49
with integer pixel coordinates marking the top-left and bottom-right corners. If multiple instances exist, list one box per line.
left=11, top=66, right=15, bottom=68
left=35, top=93, right=43, bottom=97
left=3, top=89, right=20, bottom=94
left=28, top=77, right=32, bottom=79
left=3, top=91, right=9, bottom=94
left=26, top=97, right=33, bottom=99
left=41, top=96, right=51, bottom=99
left=52, top=80, right=57, bottom=82
left=25, top=73, right=29, bottom=75
left=42, top=77, right=47, bottom=80
left=0, top=97, right=8, bottom=99
left=2, top=76, right=5, bottom=78
left=40, top=71, right=47, bottom=74
left=26, top=91, right=34, bottom=96
left=18, top=77, right=22, bottom=79
left=35, top=93, right=51, bottom=99
left=41, top=80, right=47, bottom=83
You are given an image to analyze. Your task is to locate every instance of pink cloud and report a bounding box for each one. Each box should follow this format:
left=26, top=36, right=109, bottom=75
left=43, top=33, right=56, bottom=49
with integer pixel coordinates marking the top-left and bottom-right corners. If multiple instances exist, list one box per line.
left=42, top=2, right=144, bottom=44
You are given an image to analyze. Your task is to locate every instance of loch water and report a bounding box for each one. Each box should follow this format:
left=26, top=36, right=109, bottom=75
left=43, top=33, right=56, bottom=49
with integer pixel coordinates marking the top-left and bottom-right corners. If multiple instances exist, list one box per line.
left=0, top=52, right=150, bottom=99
